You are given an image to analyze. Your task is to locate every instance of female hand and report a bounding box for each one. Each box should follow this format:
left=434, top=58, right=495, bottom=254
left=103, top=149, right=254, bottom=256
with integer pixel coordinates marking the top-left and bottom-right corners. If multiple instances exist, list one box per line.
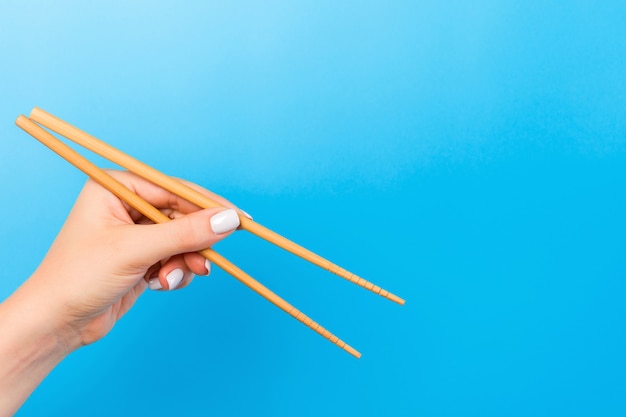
left=0, top=170, right=243, bottom=415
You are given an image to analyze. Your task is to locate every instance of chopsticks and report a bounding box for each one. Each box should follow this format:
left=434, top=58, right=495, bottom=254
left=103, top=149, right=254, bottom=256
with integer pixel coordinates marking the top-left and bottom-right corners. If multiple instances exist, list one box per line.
left=16, top=115, right=362, bottom=358
left=29, top=108, right=405, bottom=306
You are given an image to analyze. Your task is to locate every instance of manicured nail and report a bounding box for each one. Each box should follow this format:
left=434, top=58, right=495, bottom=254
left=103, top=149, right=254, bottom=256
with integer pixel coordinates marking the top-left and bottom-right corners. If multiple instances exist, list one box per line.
left=166, top=268, right=184, bottom=290
left=148, top=278, right=162, bottom=290
left=204, top=259, right=212, bottom=275
left=210, top=208, right=240, bottom=234
left=240, top=209, right=253, bottom=221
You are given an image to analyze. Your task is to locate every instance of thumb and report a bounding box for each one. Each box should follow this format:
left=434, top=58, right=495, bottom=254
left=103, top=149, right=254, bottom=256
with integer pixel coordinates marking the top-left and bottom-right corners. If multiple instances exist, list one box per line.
left=122, top=207, right=241, bottom=265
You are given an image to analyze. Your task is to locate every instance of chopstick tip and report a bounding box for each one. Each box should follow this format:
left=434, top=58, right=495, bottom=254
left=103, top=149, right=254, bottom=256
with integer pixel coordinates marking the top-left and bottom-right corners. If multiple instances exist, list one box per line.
left=388, top=293, right=406, bottom=306
left=344, top=344, right=362, bottom=359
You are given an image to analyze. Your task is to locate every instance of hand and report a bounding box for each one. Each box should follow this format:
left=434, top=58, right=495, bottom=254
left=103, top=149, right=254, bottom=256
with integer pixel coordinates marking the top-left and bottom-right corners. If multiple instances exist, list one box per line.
left=0, top=170, right=242, bottom=415
left=31, top=170, right=242, bottom=348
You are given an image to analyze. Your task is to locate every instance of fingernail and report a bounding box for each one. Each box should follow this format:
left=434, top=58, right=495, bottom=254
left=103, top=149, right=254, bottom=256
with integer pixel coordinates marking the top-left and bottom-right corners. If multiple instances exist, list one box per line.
left=210, top=208, right=240, bottom=234
left=166, top=268, right=184, bottom=290
left=240, top=209, right=253, bottom=221
left=204, top=259, right=212, bottom=275
left=148, top=278, right=162, bottom=290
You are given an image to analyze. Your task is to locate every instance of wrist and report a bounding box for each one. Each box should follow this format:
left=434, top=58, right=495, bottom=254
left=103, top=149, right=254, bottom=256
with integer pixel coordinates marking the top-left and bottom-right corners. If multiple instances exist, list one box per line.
left=17, top=269, right=86, bottom=350
left=0, top=281, right=75, bottom=415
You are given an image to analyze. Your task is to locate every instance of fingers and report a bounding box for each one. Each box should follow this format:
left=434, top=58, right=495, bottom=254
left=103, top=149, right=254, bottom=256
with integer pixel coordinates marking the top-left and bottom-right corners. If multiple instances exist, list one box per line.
left=121, top=206, right=240, bottom=266
left=146, top=253, right=211, bottom=291
left=183, top=252, right=211, bottom=277
left=146, top=255, right=192, bottom=291
left=174, top=177, right=238, bottom=211
left=105, top=170, right=240, bottom=217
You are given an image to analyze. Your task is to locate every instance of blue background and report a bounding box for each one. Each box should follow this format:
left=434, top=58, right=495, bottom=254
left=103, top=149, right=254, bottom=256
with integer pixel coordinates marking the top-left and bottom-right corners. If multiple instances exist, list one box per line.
left=1, top=1, right=625, bottom=415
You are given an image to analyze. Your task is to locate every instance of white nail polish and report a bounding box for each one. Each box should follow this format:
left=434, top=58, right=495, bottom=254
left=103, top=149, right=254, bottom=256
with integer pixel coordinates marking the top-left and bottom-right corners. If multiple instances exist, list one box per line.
left=148, top=278, right=162, bottom=290
left=166, top=268, right=184, bottom=290
left=240, top=209, right=253, bottom=221
left=204, top=259, right=212, bottom=275
left=210, top=209, right=240, bottom=234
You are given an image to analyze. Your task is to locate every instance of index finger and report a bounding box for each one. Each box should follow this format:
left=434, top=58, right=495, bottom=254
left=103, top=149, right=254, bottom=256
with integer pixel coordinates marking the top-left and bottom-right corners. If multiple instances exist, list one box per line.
left=107, top=170, right=238, bottom=215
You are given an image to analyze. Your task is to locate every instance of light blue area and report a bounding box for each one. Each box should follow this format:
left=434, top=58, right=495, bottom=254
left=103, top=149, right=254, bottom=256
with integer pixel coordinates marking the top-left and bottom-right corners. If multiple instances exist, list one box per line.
left=1, top=1, right=626, bottom=416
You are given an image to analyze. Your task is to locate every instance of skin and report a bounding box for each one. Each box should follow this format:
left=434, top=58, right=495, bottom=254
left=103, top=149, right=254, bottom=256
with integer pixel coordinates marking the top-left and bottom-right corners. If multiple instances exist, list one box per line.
left=0, top=171, right=240, bottom=416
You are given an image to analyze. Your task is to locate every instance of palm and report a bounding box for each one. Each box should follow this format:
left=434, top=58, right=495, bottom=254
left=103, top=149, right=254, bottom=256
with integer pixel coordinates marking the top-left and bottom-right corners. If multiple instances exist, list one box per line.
left=78, top=281, right=147, bottom=346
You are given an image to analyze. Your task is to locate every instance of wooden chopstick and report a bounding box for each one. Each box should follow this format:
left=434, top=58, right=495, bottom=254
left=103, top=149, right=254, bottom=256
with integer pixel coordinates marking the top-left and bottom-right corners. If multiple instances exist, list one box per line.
left=29, top=108, right=405, bottom=306
left=16, top=115, right=361, bottom=359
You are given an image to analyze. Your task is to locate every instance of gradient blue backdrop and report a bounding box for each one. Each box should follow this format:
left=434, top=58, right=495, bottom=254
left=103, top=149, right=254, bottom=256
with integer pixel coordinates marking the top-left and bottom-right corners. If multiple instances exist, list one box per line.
left=1, top=1, right=625, bottom=416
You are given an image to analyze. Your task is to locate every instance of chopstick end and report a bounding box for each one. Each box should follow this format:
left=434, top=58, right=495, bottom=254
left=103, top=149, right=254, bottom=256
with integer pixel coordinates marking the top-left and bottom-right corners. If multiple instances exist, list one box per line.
left=15, top=114, right=29, bottom=128
left=30, top=106, right=44, bottom=118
